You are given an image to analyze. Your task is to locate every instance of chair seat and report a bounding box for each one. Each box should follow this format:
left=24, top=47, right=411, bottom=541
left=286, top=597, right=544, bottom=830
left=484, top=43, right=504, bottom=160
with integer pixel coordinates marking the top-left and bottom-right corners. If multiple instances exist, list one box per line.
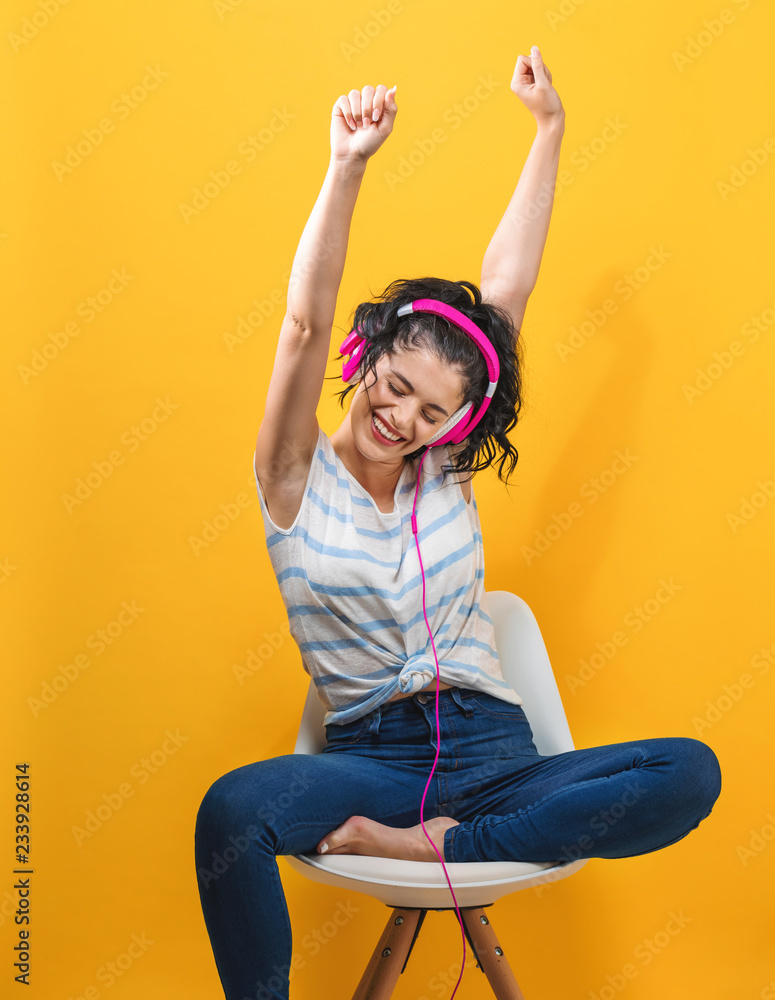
left=285, top=853, right=587, bottom=908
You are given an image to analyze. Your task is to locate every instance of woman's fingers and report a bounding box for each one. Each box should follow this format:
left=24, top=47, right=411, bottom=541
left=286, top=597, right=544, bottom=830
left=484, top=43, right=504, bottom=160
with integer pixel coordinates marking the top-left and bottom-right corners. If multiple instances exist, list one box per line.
left=370, top=84, right=387, bottom=122
left=355, top=84, right=375, bottom=127
left=382, top=84, right=398, bottom=117
left=530, top=45, right=552, bottom=85
left=514, top=53, right=535, bottom=88
left=355, top=83, right=374, bottom=128
left=347, top=87, right=363, bottom=129
left=333, top=94, right=356, bottom=131
left=337, top=84, right=397, bottom=131
left=510, top=46, right=563, bottom=123
left=513, top=47, right=553, bottom=90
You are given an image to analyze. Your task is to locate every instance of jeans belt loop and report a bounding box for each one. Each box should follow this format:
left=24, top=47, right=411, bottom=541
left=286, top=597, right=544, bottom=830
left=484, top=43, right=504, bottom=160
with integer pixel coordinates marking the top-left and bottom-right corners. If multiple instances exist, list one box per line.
left=450, top=687, right=473, bottom=717
left=368, top=705, right=382, bottom=735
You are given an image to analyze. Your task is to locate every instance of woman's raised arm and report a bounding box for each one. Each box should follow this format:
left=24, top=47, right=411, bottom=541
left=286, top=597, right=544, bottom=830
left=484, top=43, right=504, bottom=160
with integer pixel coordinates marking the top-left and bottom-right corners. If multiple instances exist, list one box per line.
left=254, top=85, right=398, bottom=506
left=285, top=83, right=398, bottom=331
left=480, top=46, right=565, bottom=332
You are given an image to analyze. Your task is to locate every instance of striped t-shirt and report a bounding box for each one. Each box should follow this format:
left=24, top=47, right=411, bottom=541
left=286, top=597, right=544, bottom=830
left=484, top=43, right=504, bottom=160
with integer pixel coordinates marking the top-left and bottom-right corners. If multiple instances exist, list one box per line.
left=253, top=425, right=522, bottom=725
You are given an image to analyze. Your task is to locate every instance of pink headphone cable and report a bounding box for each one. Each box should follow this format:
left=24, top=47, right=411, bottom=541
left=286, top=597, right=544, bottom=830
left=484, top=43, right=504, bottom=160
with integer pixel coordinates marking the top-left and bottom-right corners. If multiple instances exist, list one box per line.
left=339, top=295, right=502, bottom=996
left=410, top=448, right=466, bottom=999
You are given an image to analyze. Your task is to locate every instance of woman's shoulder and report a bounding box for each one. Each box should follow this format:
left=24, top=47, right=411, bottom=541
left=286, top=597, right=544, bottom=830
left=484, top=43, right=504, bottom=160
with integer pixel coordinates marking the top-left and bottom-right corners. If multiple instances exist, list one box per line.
left=407, top=444, right=471, bottom=500
left=255, top=424, right=327, bottom=533
left=424, top=444, right=475, bottom=506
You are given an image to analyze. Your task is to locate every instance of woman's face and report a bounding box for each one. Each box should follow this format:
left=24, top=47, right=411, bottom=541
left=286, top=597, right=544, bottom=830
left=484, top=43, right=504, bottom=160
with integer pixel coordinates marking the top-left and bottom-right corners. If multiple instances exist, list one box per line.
left=350, top=345, right=466, bottom=459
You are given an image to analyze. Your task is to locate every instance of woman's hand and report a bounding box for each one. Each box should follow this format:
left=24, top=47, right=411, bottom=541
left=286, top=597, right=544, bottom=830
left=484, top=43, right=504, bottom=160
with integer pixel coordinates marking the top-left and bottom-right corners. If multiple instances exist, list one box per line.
left=330, top=84, right=398, bottom=164
left=511, top=46, right=564, bottom=127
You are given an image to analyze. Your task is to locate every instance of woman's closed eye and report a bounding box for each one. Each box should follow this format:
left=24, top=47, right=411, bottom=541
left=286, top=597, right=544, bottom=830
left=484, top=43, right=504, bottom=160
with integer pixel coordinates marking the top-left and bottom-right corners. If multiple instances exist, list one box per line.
left=385, top=379, right=437, bottom=424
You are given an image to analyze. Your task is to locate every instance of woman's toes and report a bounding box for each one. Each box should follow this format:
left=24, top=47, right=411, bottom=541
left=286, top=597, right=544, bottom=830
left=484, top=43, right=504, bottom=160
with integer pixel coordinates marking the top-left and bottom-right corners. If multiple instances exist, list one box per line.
left=316, top=827, right=339, bottom=854
left=317, top=829, right=341, bottom=854
left=316, top=816, right=360, bottom=854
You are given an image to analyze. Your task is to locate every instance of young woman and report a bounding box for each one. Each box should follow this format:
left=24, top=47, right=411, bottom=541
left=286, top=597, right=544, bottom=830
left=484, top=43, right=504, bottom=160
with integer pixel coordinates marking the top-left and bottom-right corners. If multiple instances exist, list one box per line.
left=195, top=48, right=722, bottom=1000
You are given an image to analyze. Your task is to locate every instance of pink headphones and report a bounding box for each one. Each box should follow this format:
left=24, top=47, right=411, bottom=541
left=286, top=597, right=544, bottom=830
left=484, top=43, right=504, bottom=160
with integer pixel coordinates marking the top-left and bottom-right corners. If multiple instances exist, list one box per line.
left=339, top=298, right=500, bottom=448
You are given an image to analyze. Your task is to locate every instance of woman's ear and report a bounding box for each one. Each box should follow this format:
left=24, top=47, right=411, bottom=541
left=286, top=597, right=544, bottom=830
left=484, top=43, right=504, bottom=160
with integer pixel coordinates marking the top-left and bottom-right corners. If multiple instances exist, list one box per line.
left=424, top=402, right=474, bottom=446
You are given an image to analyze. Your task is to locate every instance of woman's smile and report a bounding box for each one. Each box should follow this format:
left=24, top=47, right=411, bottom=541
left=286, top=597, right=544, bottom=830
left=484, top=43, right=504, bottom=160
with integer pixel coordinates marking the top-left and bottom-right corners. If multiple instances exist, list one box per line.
left=371, top=411, right=407, bottom=445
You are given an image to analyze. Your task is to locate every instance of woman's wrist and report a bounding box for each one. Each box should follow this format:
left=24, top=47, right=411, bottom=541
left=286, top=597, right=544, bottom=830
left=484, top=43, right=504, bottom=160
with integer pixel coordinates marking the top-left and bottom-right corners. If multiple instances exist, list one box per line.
left=534, top=110, right=565, bottom=135
left=330, top=153, right=369, bottom=177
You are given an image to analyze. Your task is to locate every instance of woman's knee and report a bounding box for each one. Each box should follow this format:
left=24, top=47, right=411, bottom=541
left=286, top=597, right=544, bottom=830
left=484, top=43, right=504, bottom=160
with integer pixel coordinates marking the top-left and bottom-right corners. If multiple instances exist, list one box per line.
left=668, top=737, right=722, bottom=815
left=195, top=766, right=258, bottom=846
left=195, top=756, right=318, bottom=848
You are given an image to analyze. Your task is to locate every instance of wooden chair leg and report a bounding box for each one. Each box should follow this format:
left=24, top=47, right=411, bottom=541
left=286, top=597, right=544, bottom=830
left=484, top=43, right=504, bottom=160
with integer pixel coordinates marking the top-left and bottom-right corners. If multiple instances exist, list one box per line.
left=351, top=907, right=423, bottom=1000
left=461, top=907, right=527, bottom=1000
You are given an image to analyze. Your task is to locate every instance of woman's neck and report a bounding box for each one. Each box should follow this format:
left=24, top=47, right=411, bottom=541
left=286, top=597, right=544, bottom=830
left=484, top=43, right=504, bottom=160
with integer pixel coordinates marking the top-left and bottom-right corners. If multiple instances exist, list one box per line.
left=329, top=414, right=409, bottom=501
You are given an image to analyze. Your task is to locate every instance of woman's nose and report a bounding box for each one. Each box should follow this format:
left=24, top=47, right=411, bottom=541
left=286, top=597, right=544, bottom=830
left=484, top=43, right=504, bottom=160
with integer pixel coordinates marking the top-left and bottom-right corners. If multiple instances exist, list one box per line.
left=391, top=404, right=416, bottom=434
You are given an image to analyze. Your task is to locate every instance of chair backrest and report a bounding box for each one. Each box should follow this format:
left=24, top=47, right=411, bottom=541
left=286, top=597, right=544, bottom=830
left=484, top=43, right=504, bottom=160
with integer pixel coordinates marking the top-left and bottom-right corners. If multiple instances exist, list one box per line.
left=293, top=590, right=576, bottom=757
left=486, top=591, right=575, bottom=756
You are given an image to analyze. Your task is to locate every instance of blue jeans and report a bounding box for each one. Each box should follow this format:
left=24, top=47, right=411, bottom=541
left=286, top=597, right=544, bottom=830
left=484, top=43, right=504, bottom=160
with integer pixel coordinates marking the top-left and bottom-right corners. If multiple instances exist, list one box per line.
left=194, top=687, right=721, bottom=1000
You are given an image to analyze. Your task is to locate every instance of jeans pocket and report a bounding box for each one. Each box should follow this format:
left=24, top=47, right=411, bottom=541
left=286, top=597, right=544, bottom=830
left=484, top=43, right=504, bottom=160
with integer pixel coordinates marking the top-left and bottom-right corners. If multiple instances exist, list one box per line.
left=466, top=693, right=528, bottom=720
left=463, top=695, right=539, bottom=758
left=322, top=714, right=372, bottom=749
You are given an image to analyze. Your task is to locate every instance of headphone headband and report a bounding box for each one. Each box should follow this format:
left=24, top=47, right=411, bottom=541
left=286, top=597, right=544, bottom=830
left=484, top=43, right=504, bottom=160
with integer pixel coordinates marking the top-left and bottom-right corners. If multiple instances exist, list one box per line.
left=396, top=300, right=499, bottom=393
left=339, top=297, right=500, bottom=448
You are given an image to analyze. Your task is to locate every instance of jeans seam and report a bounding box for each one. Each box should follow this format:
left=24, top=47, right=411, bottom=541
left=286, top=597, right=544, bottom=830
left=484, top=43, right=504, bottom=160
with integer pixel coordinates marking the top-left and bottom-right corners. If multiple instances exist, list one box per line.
left=461, top=771, right=637, bottom=844
left=444, top=823, right=458, bottom=863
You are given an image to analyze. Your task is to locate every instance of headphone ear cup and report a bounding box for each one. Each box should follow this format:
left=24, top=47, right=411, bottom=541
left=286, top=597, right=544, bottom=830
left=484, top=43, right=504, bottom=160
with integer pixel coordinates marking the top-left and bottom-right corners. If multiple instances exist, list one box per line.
left=424, top=402, right=473, bottom=447
left=340, top=330, right=366, bottom=384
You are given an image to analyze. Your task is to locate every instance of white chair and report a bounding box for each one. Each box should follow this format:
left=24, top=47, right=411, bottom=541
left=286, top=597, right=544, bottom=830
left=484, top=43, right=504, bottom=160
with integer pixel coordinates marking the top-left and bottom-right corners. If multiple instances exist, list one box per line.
left=285, top=591, right=589, bottom=999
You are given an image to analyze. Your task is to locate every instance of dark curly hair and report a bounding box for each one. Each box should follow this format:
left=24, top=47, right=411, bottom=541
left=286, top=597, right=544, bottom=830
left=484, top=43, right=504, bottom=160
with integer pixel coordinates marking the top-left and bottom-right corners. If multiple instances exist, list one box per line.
left=329, top=276, right=524, bottom=485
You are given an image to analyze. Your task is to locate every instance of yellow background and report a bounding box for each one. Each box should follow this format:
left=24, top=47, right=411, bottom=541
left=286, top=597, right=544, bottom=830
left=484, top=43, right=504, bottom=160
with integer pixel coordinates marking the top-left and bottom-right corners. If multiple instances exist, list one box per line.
left=2, top=0, right=774, bottom=997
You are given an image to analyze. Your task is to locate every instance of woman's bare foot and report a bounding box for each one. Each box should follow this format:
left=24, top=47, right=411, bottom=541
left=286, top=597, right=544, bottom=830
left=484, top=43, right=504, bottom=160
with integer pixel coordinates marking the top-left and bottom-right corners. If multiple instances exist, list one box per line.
left=315, top=815, right=459, bottom=863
